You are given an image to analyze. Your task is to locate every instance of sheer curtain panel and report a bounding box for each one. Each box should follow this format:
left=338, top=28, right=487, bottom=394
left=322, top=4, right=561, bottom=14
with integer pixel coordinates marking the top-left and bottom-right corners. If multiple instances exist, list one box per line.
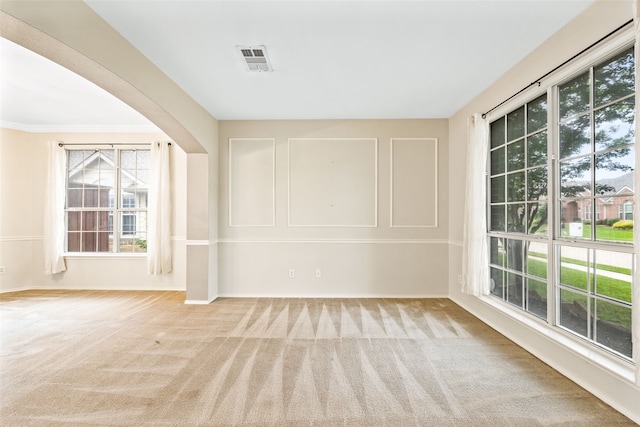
left=43, top=141, right=66, bottom=274
left=461, top=113, right=489, bottom=296
left=147, top=141, right=172, bottom=275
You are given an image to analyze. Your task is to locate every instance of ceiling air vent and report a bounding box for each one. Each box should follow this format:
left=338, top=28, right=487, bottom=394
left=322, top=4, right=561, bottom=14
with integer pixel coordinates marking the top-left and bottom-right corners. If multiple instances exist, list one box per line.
left=237, top=45, right=272, bottom=72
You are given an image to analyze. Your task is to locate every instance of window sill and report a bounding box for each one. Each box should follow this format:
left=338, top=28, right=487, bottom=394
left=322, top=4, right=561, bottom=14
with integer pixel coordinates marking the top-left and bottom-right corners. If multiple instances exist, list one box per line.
left=64, top=253, right=147, bottom=260
left=478, top=294, right=636, bottom=384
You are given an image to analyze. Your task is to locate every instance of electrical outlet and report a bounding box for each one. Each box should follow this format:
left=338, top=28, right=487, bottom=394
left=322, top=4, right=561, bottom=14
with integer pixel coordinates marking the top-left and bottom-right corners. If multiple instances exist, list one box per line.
left=0, top=266, right=4, bottom=274
left=315, top=269, right=321, bottom=278
left=289, top=269, right=295, bottom=278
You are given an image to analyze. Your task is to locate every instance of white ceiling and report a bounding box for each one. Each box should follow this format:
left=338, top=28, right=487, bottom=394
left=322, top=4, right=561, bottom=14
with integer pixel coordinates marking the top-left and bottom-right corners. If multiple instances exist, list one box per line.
left=1, top=0, right=597, bottom=130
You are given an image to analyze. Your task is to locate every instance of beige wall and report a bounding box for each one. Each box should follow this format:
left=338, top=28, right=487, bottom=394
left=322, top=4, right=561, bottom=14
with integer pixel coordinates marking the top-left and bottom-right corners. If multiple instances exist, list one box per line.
left=0, top=127, right=188, bottom=292
left=218, top=119, right=449, bottom=296
left=447, top=0, right=639, bottom=422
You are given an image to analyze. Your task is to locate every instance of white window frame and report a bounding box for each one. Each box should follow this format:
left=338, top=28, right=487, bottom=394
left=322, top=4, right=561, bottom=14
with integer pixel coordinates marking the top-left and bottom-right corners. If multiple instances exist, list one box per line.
left=64, top=144, right=150, bottom=255
left=484, top=26, right=635, bottom=377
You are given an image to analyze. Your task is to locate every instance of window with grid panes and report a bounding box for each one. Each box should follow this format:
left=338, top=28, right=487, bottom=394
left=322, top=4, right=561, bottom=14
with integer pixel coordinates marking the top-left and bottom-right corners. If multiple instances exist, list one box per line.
left=488, top=94, right=549, bottom=320
left=487, top=45, right=635, bottom=360
left=65, top=148, right=149, bottom=253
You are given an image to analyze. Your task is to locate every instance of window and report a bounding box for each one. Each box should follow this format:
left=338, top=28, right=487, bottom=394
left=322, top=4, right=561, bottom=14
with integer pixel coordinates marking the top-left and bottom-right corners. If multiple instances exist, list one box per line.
left=487, top=45, right=634, bottom=360
left=65, top=147, right=149, bottom=253
left=488, top=94, right=549, bottom=319
left=624, top=200, right=633, bottom=220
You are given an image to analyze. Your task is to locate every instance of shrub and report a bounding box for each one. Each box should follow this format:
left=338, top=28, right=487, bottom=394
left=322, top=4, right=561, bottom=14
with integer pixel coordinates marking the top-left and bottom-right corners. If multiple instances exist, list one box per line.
left=612, top=220, right=633, bottom=230
left=583, top=220, right=591, bottom=225
left=596, top=219, right=608, bottom=225
left=135, top=239, right=148, bottom=249
left=606, top=217, right=620, bottom=226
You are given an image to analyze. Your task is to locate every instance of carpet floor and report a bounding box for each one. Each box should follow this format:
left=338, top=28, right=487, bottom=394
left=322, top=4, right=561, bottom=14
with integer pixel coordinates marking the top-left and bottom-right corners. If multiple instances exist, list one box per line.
left=0, top=290, right=635, bottom=426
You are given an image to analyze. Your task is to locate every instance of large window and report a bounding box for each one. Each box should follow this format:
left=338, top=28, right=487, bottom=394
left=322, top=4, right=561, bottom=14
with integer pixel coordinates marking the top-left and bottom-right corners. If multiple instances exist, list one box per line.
left=488, top=94, right=549, bottom=319
left=65, top=148, right=149, bottom=253
left=487, top=45, right=634, bottom=360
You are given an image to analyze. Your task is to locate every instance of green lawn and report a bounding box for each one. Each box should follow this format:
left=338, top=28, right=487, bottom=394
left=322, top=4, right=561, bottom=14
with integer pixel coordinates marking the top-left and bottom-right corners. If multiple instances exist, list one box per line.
left=563, top=224, right=634, bottom=242
left=494, top=254, right=632, bottom=329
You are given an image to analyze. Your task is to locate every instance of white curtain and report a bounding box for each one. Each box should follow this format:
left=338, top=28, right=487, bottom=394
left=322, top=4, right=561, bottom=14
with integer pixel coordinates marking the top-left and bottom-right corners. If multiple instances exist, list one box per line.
left=43, top=141, right=67, bottom=275
left=147, top=141, right=172, bottom=275
left=633, top=0, right=640, bottom=386
left=461, top=113, right=490, bottom=296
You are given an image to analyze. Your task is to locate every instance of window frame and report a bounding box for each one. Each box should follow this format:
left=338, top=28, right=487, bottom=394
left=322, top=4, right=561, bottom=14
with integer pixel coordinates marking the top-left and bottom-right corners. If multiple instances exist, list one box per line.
left=484, top=26, right=635, bottom=368
left=63, top=144, right=150, bottom=255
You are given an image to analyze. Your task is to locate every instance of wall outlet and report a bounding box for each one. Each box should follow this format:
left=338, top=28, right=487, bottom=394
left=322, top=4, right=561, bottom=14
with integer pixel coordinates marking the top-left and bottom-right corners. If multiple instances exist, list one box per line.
left=0, top=266, right=4, bottom=274
left=288, top=269, right=295, bottom=278
left=315, top=269, right=321, bottom=278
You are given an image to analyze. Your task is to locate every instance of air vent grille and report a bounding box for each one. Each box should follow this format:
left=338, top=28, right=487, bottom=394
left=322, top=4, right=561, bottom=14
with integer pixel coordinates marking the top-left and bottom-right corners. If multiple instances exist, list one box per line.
left=237, top=45, right=272, bottom=72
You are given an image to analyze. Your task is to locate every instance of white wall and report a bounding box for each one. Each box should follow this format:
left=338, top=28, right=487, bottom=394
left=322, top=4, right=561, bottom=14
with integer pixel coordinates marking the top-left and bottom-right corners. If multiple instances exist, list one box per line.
left=0, top=127, right=188, bottom=292
left=218, top=119, right=449, bottom=297
left=447, top=0, right=640, bottom=422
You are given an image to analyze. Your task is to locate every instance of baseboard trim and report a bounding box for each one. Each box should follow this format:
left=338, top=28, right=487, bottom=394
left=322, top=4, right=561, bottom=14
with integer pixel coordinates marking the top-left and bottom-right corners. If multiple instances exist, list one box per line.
left=215, top=293, right=449, bottom=299
left=2, top=286, right=186, bottom=293
left=184, top=298, right=216, bottom=305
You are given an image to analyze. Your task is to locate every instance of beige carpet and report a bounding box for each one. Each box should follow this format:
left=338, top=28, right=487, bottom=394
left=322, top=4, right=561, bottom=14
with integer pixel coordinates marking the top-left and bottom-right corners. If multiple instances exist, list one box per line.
left=0, top=290, right=635, bottom=426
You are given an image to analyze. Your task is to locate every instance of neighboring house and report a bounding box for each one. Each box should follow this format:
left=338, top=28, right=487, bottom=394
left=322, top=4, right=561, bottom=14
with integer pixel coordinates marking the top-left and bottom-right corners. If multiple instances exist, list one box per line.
left=562, top=171, right=634, bottom=224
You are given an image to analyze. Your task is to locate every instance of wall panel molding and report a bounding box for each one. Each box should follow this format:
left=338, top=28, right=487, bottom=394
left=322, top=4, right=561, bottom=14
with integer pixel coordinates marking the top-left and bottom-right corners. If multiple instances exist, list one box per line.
left=229, top=138, right=276, bottom=227
left=390, top=137, right=438, bottom=228
left=288, top=138, right=378, bottom=227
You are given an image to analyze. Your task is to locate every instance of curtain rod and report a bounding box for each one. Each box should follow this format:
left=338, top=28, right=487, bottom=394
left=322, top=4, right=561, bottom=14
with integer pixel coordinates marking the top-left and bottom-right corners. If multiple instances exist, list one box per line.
left=57, top=142, right=171, bottom=147
left=481, top=19, right=633, bottom=119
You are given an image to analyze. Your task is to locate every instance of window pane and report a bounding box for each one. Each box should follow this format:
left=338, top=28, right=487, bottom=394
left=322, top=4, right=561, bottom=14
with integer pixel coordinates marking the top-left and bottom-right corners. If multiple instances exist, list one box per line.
left=507, top=106, right=525, bottom=142
left=595, top=202, right=634, bottom=243
left=593, top=250, right=632, bottom=303
left=507, top=171, right=525, bottom=202
left=489, top=237, right=505, bottom=267
left=136, top=150, right=150, bottom=169
left=559, top=114, right=590, bottom=159
left=559, top=200, right=586, bottom=237
left=490, top=267, right=504, bottom=298
left=121, top=150, right=136, bottom=169
left=527, top=167, right=547, bottom=202
left=507, top=272, right=524, bottom=308
left=559, top=71, right=590, bottom=120
left=527, top=94, right=547, bottom=133
left=67, top=188, right=83, bottom=208
left=490, top=176, right=505, bottom=203
left=507, top=139, right=525, bottom=171
left=136, top=170, right=149, bottom=189
left=560, top=157, right=590, bottom=198
left=68, top=150, right=85, bottom=170
left=506, top=239, right=524, bottom=273
left=490, top=117, right=505, bottom=149
left=528, top=202, right=548, bottom=236
left=595, top=146, right=633, bottom=198
left=526, top=241, right=547, bottom=279
left=83, top=188, right=100, bottom=208
left=527, top=130, right=547, bottom=167
left=593, top=299, right=632, bottom=358
left=527, top=278, right=547, bottom=319
left=559, top=288, right=588, bottom=338
left=595, top=98, right=635, bottom=152
left=490, top=147, right=505, bottom=175
left=594, top=47, right=634, bottom=107
left=490, top=205, right=505, bottom=232
left=82, top=211, right=98, bottom=231
left=507, top=203, right=526, bottom=233
left=559, top=246, right=589, bottom=291
left=67, top=231, right=80, bottom=252
left=67, top=211, right=81, bottom=232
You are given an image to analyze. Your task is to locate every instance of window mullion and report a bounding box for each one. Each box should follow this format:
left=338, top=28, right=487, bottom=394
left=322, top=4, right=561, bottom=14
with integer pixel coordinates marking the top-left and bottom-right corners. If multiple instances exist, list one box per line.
left=114, top=148, right=120, bottom=254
